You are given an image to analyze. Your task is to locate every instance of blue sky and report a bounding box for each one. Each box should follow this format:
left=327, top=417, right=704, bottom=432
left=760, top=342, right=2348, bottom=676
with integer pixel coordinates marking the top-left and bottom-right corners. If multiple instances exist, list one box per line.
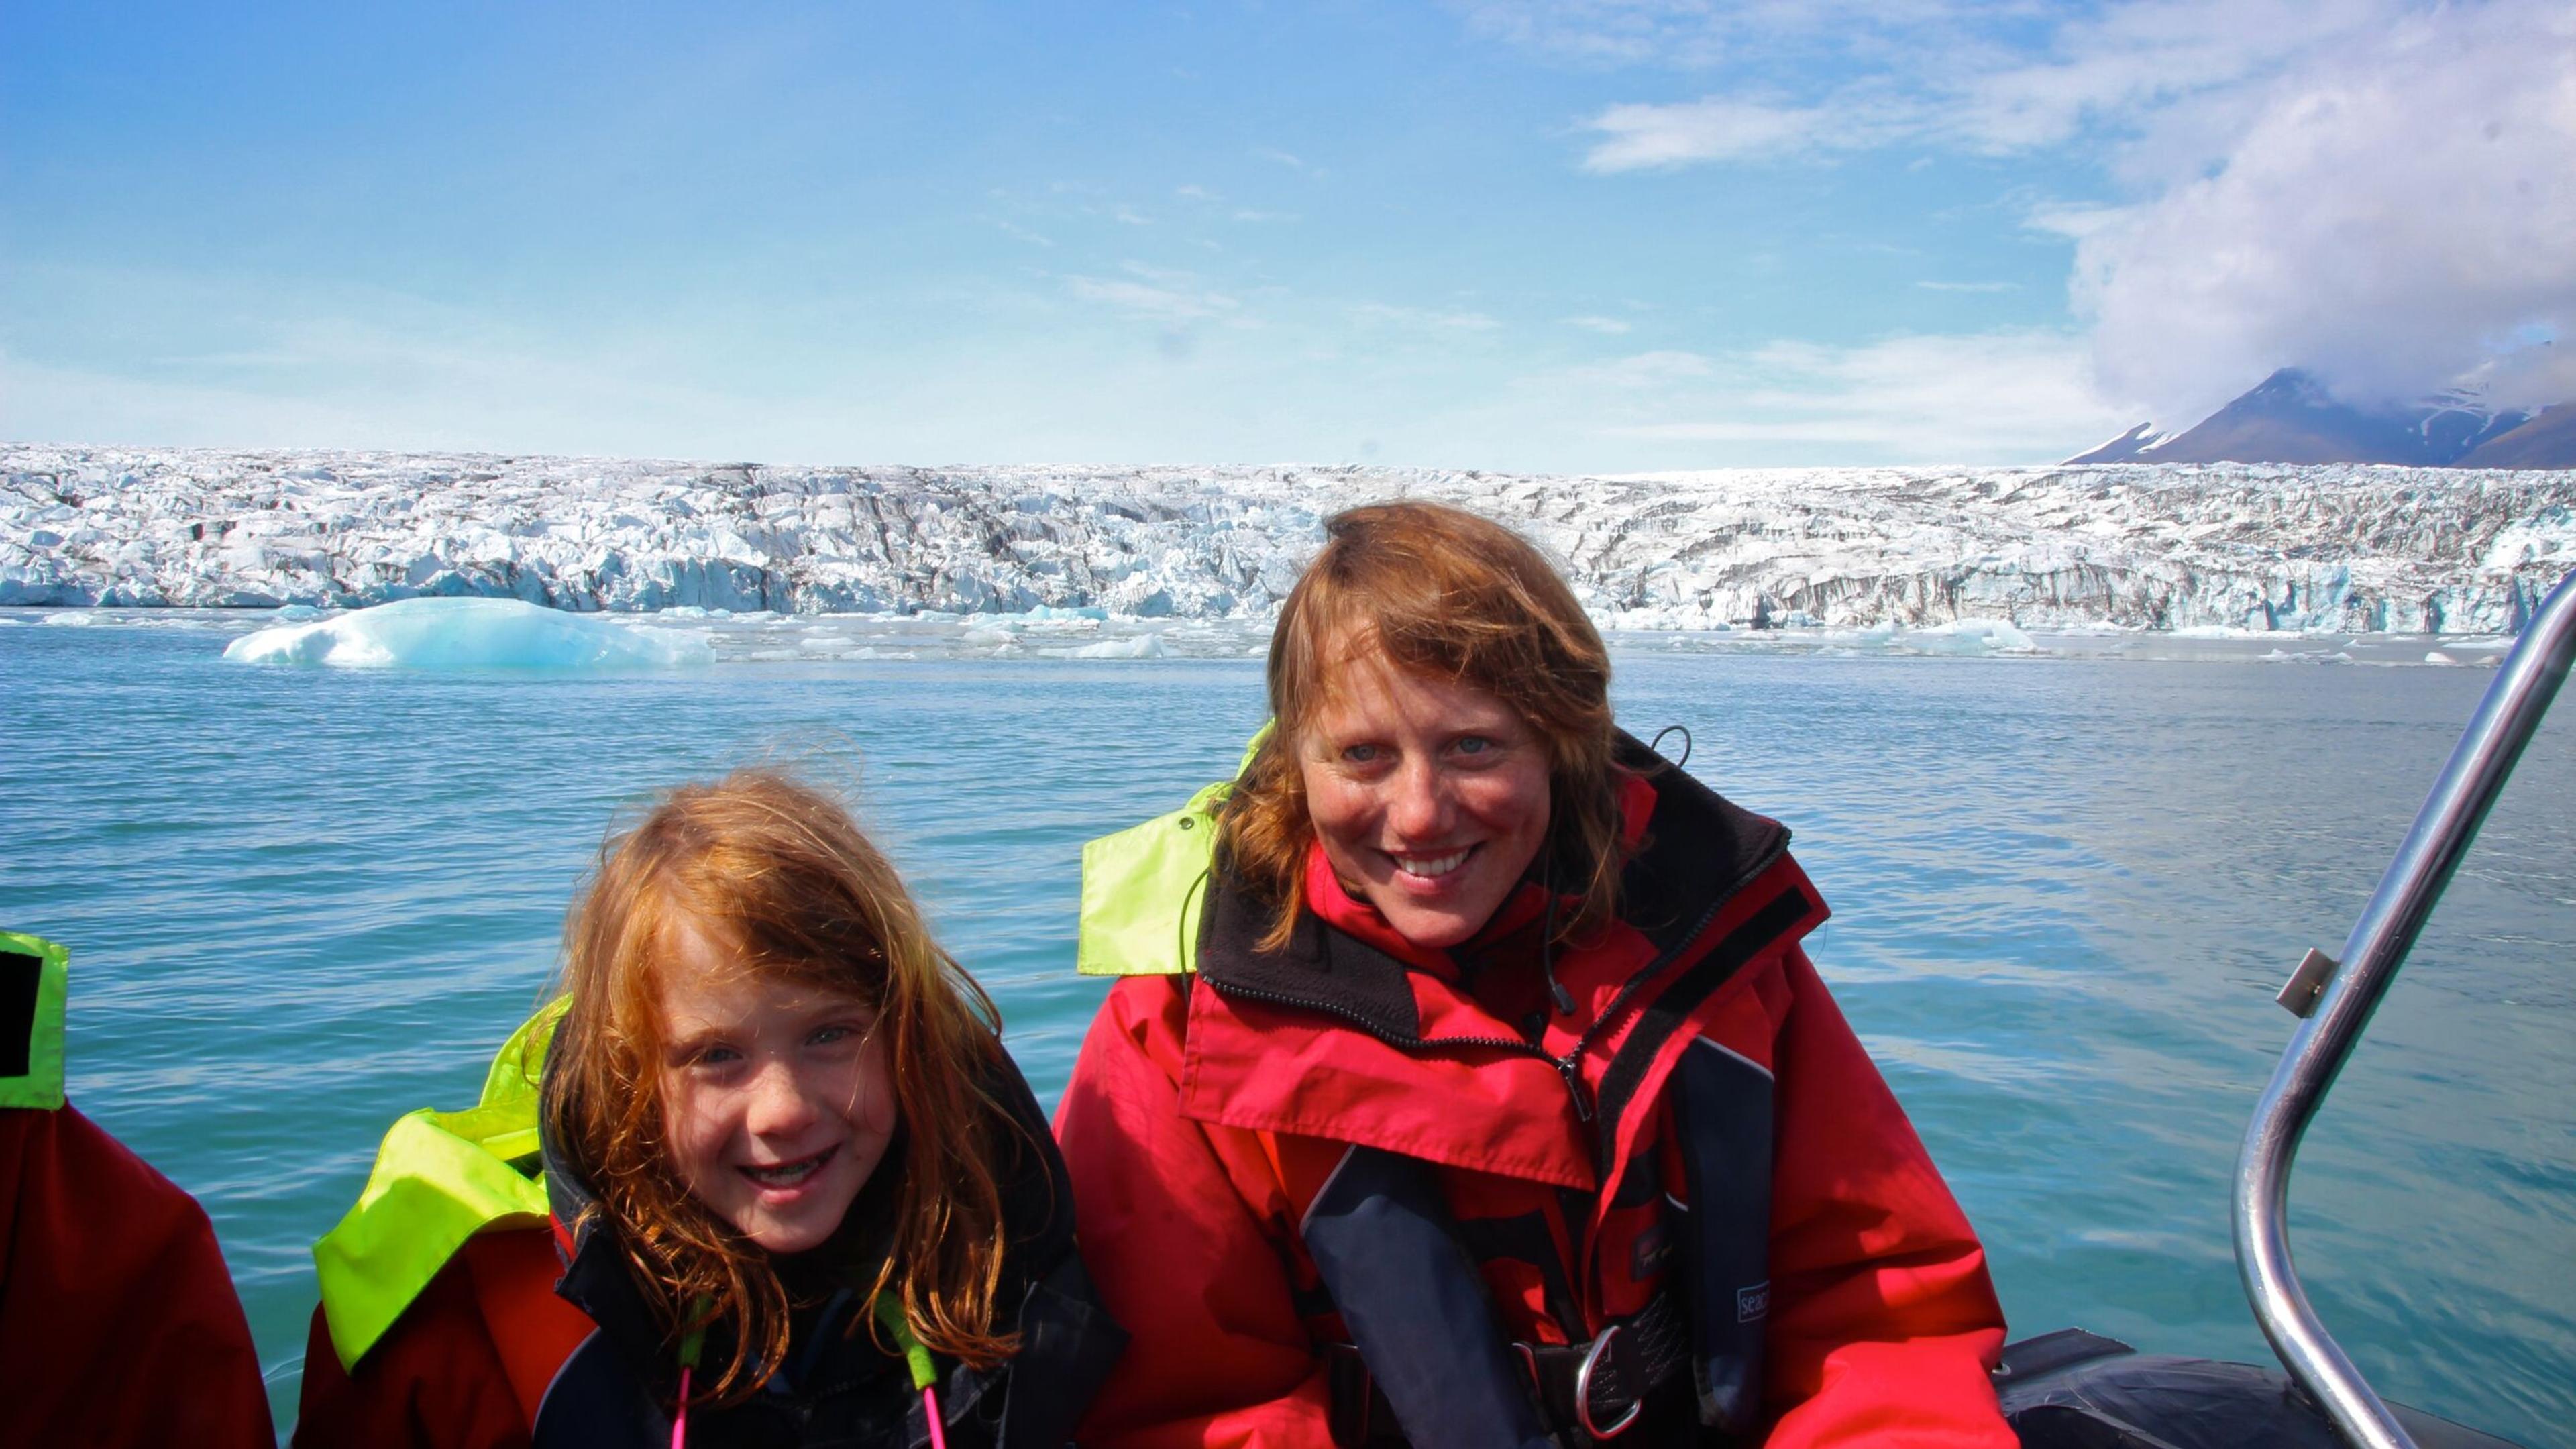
left=5, top=1, right=2569, bottom=470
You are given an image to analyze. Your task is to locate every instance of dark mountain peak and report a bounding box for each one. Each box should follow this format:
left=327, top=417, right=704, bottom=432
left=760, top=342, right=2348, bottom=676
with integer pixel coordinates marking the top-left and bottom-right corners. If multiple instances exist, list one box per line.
left=2244, top=367, right=2334, bottom=406
left=2070, top=367, right=2567, bottom=469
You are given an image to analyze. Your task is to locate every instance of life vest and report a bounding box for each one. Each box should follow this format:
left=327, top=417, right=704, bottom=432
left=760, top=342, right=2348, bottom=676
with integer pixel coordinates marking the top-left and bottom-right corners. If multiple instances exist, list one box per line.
left=310, top=997, right=571, bottom=1375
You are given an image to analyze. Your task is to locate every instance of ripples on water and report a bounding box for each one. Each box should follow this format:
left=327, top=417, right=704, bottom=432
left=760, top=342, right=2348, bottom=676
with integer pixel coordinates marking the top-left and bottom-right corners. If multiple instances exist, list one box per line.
left=4, top=615, right=2570, bottom=1443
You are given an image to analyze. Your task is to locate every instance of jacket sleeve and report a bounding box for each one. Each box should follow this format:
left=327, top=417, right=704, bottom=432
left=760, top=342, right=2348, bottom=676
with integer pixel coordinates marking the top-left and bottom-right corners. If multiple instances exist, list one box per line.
left=1055, top=977, right=1338, bottom=1449
left=0, top=1104, right=275, bottom=1449
left=1760, top=947, right=2016, bottom=1449
left=292, top=1249, right=535, bottom=1449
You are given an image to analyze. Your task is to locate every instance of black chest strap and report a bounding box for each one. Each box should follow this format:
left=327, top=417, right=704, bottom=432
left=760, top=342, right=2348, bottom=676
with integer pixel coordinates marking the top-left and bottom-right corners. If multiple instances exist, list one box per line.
left=1305, top=1144, right=1698, bottom=1448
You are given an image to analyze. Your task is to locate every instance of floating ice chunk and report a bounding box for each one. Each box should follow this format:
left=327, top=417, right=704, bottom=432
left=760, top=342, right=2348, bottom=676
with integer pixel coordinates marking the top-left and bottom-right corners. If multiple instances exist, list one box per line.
left=275, top=604, right=325, bottom=621
left=221, top=597, right=713, bottom=669
left=1068, top=633, right=1167, bottom=659
left=42, top=612, right=97, bottom=627
left=961, top=625, right=1016, bottom=648
left=2425, top=651, right=2457, bottom=665
left=1909, top=618, right=2038, bottom=655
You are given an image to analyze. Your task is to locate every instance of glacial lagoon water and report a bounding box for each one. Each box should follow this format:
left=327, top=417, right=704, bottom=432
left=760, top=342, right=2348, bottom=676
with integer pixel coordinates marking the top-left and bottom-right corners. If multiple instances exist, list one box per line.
left=5, top=607, right=2571, bottom=1443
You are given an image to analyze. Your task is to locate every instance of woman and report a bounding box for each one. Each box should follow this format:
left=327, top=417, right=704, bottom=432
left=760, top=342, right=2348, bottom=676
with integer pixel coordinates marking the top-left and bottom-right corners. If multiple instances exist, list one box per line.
left=294, top=771, right=1122, bottom=1447
left=1056, top=502, right=2013, bottom=1448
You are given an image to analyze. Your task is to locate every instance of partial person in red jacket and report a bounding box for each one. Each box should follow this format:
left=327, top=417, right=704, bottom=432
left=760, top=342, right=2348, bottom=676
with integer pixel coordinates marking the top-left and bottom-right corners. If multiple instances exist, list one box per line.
left=0, top=932, right=274, bottom=1449
left=1055, top=502, right=2015, bottom=1448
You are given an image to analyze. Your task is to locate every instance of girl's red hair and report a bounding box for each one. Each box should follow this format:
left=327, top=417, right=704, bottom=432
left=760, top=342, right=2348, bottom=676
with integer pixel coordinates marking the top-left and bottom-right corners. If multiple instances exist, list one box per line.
left=542, top=769, right=1019, bottom=1406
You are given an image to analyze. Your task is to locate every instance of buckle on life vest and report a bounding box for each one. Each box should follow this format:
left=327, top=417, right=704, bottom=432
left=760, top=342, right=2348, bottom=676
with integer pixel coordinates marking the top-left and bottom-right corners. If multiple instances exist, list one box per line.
left=1326, top=1293, right=1685, bottom=1447
left=1574, top=1323, right=1642, bottom=1440
left=1516, top=1291, right=1688, bottom=1444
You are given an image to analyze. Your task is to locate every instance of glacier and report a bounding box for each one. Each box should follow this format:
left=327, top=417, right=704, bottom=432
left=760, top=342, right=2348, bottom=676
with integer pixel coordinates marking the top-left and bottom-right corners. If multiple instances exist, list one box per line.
left=7, top=444, right=2575, bottom=634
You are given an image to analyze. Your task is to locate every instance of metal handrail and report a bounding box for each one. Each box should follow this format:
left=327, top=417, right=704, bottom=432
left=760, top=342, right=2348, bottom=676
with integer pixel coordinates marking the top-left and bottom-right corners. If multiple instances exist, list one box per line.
left=2234, top=567, right=2576, bottom=1449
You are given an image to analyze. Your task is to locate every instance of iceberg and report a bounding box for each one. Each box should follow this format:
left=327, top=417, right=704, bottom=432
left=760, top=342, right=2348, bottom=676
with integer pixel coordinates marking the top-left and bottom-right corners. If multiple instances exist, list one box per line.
left=221, top=597, right=714, bottom=670
left=1906, top=618, right=2040, bottom=655
left=1065, top=633, right=1167, bottom=659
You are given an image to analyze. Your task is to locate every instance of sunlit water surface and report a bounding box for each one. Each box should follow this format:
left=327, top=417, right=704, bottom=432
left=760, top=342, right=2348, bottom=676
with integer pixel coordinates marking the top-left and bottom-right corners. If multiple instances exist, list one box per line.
left=5, top=612, right=2570, bottom=1444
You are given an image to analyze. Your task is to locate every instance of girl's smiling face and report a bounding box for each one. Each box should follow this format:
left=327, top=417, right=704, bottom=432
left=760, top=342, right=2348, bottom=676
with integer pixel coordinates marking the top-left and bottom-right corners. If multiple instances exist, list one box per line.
left=655, top=914, right=897, bottom=1255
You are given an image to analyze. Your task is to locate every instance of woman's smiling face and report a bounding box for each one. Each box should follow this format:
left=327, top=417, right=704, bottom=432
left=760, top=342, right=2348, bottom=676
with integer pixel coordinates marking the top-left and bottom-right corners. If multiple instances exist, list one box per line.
left=1296, top=645, right=1552, bottom=950
left=655, top=914, right=897, bottom=1255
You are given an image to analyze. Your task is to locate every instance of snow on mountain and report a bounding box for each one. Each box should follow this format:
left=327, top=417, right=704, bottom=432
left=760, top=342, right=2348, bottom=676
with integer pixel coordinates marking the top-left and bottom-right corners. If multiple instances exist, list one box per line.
left=7, top=444, right=2575, bottom=633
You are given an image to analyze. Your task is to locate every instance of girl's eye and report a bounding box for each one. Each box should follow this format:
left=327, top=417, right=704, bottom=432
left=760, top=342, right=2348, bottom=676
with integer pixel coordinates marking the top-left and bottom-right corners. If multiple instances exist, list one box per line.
left=693, top=1044, right=741, bottom=1068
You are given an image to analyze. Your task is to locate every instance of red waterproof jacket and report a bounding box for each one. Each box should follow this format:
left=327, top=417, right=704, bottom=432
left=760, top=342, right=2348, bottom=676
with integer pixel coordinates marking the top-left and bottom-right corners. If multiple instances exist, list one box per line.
left=0, top=930, right=272, bottom=1449
left=1056, top=748, right=2012, bottom=1448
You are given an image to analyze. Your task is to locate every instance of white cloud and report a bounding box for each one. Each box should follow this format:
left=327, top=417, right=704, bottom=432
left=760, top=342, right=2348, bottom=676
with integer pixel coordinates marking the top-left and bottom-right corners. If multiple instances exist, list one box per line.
left=1460, top=0, right=1972, bottom=70
left=1112, top=207, right=1152, bottom=226
left=1581, top=97, right=1853, bottom=171
left=0, top=304, right=819, bottom=462
left=2077, top=0, right=2576, bottom=418
left=1538, top=0, right=2576, bottom=420
left=1067, top=272, right=1243, bottom=323
left=1561, top=330, right=2138, bottom=462
left=1569, top=350, right=1713, bottom=388
left=1352, top=302, right=1503, bottom=332
left=1564, top=1, right=2407, bottom=168
left=1566, top=315, right=1633, bottom=333
left=2021, top=202, right=2129, bottom=240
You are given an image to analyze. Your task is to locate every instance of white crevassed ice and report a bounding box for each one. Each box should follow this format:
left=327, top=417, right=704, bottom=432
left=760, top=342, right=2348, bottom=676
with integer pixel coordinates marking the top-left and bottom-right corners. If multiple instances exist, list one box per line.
left=9, top=445, right=2576, bottom=634
left=221, top=596, right=713, bottom=670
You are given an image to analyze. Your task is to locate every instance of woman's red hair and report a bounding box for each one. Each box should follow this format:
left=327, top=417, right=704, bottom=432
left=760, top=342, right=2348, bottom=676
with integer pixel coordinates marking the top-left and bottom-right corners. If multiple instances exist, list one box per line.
left=1218, top=500, right=1625, bottom=951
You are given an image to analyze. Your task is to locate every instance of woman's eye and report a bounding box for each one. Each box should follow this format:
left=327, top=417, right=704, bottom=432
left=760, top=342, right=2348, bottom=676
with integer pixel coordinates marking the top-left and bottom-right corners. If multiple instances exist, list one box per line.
left=692, top=1044, right=741, bottom=1069
left=1455, top=735, right=1493, bottom=755
left=1342, top=743, right=1381, bottom=764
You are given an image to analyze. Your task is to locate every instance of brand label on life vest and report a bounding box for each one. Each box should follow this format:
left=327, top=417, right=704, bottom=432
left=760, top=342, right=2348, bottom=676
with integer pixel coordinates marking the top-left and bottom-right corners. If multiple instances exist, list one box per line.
left=1630, top=1222, right=1670, bottom=1278
left=1737, top=1281, right=1770, bottom=1323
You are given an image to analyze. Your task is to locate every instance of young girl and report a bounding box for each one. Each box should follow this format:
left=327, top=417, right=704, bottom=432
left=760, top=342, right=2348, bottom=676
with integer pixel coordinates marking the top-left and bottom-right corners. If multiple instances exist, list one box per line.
left=294, top=770, right=1124, bottom=1448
